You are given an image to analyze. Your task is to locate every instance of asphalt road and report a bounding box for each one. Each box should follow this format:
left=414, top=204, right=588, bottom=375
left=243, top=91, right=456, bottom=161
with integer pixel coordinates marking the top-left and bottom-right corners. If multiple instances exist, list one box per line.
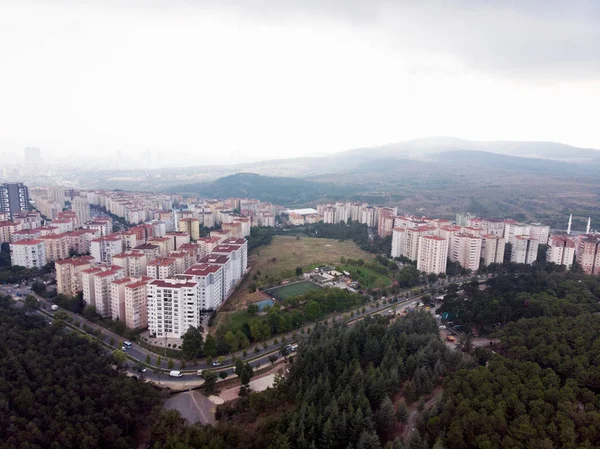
left=2, top=274, right=484, bottom=386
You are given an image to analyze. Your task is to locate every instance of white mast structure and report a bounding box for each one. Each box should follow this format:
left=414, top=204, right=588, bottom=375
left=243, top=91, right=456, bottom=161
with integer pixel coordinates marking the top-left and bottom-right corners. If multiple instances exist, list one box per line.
left=567, top=214, right=572, bottom=235
left=587, top=217, right=591, bottom=234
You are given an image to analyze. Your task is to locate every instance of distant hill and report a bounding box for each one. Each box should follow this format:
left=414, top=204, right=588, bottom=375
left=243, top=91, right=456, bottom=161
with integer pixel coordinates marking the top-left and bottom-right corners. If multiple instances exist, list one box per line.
left=169, top=173, right=360, bottom=207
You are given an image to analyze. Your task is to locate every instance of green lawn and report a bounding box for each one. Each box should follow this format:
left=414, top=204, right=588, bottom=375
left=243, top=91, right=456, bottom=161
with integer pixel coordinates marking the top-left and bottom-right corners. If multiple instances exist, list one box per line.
left=339, top=264, right=392, bottom=289
left=267, top=281, right=322, bottom=300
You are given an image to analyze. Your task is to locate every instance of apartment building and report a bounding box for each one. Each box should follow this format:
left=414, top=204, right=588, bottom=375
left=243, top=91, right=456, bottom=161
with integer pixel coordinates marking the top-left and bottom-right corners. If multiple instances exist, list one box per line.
left=10, top=239, right=46, bottom=268
left=391, top=228, right=405, bottom=259
left=417, top=236, right=449, bottom=275
left=90, top=235, right=123, bottom=264
left=124, top=279, right=151, bottom=329
left=404, top=226, right=437, bottom=261
left=504, top=221, right=530, bottom=245
left=212, top=243, right=244, bottom=284
left=223, top=237, right=248, bottom=273
left=183, top=263, right=224, bottom=310
left=377, top=210, right=395, bottom=238
left=148, top=236, right=172, bottom=256
left=511, top=236, right=539, bottom=265
left=66, top=229, right=99, bottom=254
left=84, top=219, right=112, bottom=237
left=10, top=228, right=42, bottom=243
left=71, top=196, right=91, bottom=227
left=547, top=235, right=576, bottom=269
left=529, top=224, right=550, bottom=245
left=133, top=243, right=161, bottom=261
left=147, top=257, right=177, bottom=279
left=0, top=221, right=21, bottom=243
left=197, top=236, right=221, bottom=257
left=49, top=219, right=74, bottom=233
left=81, top=265, right=124, bottom=316
left=576, top=235, right=600, bottom=275
left=147, top=278, right=200, bottom=339
left=111, top=277, right=134, bottom=320
left=210, top=229, right=231, bottom=244
left=450, top=233, right=482, bottom=272
left=169, top=250, right=192, bottom=274
left=179, top=242, right=202, bottom=264
left=55, top=256, right=95, bottom=296
left=0, top=183, right=30, bottom=219
left=199, top=254, right=232, bottom=298
left=40, top=233, right=69, bottom=262
left=112, top=250, right=147, bottom=277
left=481, top=234, right=506, bottom=266
left=178, top=217, right=200, bottom=241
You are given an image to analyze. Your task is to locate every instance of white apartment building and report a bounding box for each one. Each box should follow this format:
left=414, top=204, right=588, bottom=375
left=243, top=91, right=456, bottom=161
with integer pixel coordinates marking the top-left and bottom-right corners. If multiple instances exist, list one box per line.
left=288, top=213, right=305, bottom=226
left=166, top=231, right=191, bottom=250
left=404, top=226, right=437, bottom=261
left=576, top=235, right=600, bottom=275
left=10, top=239, right=46, bottom=268
left=391, top=228, right=405, bottom=259
left=90, top=235, right=123, bottom=264
left=504, top=222, right=530, bottom=245
left=55, top=256, right=95, bottom=296
left=437, top=226, right=462, bottom=242
left=210, top=229, right=231, bottom=243
left=417, top=236, right=449, bottom=275
left=81, top=265, right=124, bottom=316
left=529, top=224, right=550, bottom=245
left=481, top=234, right=506, bottom=266
left=361, top=207, right=376, bottom=227
left=148, top=237, right=171, bottom=256
left=547, top=235, right=576, bottom=269
left=511, top=236, right=539, bottom=265
left=147, top=257, right=177, bottom=279
left=223, top=237, right=248, bottom=273
left=112, top=250, right=147, bottom=277
left=211, top=243, right=244, bottom=284
left=147, top=278, right=200, bottom=339
left=183, top=263, right=224, bottom=310
left=169, top=250, right=191, bottom=274
left=84, top=220, right=112, bottom=237
left=450, top=233, right=482, bottom=272
left=49, top=219, right=74, bottom=233
left=199, top=254, right=232, bottom=298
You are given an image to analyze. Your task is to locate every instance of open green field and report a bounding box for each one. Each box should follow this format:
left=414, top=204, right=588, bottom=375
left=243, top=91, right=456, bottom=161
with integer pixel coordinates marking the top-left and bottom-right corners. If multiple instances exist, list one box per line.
left=217, top=235, right=375, bottom=315
left=254, top=235, right=374, bottom=280
left=267, top=281, right=322, bottom=300
left=339, top=264, right=392, bottom=289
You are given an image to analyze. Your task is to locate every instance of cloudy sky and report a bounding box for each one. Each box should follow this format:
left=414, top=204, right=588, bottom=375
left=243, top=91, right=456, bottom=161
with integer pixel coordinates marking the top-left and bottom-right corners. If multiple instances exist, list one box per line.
left=0, top=0, right=599, bottom=164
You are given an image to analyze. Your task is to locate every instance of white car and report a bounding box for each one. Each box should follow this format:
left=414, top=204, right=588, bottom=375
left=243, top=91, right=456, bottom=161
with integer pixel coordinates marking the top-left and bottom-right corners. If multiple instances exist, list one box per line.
left=439, top=325, right=447, bottom=330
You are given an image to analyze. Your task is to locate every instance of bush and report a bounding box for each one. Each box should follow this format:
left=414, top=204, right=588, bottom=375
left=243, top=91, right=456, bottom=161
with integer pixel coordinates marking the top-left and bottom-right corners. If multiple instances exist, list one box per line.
left=219, top=371, right=228, bottom=379
left=254, top=347, right=260, bottom=353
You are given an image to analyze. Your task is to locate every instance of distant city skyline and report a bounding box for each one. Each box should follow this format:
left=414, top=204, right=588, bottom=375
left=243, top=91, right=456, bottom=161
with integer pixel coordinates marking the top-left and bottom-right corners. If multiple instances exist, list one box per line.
left=0, top=1, right=599, bottom=164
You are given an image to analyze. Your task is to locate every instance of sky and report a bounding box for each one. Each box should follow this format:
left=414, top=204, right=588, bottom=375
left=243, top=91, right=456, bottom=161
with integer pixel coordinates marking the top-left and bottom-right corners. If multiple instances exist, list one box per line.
left=0, top=0, right=599, bottom=165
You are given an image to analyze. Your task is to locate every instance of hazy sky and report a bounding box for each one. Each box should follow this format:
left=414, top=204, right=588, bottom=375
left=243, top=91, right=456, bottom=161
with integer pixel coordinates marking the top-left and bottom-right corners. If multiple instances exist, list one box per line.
left=1, top=0, right=599, bottom=164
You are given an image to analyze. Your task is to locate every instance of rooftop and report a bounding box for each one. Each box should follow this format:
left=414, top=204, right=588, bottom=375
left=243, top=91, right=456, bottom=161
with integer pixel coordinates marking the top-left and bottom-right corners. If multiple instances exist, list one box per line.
left=199, top=254, right=229, bottom=264
left=11, top=239, right=43, bottom=245
left=184, top=263, right=222, bottom=276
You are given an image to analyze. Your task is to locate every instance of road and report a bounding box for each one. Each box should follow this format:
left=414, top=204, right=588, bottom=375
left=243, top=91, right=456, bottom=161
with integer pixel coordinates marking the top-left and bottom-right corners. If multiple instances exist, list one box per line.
left=1, top=274, right=483, bottom=387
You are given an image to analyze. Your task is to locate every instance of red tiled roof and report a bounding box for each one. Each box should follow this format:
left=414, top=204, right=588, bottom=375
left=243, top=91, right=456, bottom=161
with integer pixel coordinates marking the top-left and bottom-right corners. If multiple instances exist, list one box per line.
left=199, top=254, right=229, bottom=264
left=184, top=263, right=221, bottom=276
left=11, top=239, right=43, bottom=245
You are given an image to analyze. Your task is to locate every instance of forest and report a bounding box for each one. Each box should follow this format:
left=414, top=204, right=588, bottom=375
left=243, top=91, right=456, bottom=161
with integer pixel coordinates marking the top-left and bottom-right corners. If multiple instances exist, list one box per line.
left=150, top=311, right=462, bottom=449
left=0, top=295, right=161, bottom=449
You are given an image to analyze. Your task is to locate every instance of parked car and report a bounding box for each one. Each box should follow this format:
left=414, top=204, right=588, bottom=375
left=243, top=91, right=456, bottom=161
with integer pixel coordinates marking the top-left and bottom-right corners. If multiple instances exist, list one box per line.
left=212, top=361, right=221, bottom=367
left=169, top=370, right=183, bottom=377
left=439, top=325, right=446, bottom=330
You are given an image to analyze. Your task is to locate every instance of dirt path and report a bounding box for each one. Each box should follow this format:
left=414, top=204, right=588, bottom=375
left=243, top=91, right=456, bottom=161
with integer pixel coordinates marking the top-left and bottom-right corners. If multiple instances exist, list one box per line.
left=402, top=388, right=443, bottom=446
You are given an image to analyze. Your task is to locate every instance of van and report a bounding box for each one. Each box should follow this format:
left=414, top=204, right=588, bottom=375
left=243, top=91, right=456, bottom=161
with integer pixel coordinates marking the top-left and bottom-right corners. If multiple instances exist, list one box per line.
left=122, top=341, right=132, bottom=349
left=169, top=370, right=183, bottom=378
left=51, top=305, right=59, bottom=311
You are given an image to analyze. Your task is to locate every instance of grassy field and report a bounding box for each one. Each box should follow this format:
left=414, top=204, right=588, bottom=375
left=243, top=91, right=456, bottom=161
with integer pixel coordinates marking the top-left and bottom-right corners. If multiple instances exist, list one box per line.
left=218, top=235, right=374, bottom=314
left=339, top=264, right=392, bottom=289
left=267, top=281, right=322, bottom=300
left=254, top=235, right=374, bottom=280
